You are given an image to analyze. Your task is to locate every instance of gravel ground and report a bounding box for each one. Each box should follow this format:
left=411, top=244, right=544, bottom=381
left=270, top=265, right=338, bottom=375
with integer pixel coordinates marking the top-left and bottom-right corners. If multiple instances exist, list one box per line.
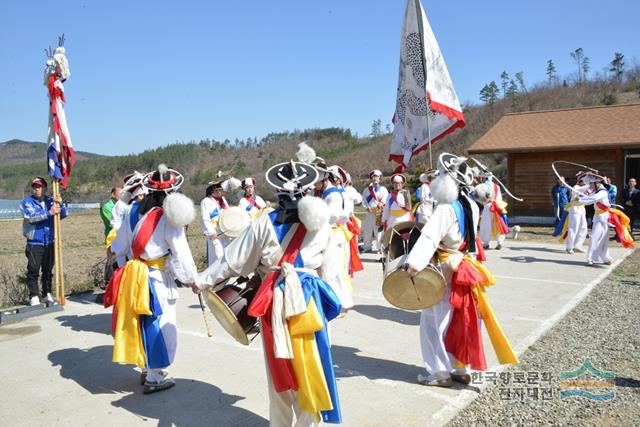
left=448, top=248, right=640, bottom=427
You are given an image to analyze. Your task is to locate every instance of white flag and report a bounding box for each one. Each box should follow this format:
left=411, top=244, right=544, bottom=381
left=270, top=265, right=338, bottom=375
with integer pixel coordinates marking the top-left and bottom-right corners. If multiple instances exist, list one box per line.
left=390, top=0, right=465, bottom=172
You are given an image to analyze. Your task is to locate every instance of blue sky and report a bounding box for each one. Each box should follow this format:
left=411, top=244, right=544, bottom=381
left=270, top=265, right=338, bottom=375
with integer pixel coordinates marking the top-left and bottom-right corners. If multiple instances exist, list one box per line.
left=1, top=0, right=638, bottom=156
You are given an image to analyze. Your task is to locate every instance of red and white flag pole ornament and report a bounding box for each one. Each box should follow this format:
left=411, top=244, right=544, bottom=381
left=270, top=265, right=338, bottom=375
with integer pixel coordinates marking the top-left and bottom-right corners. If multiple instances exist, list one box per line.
left=44, top=34, right=75, bottom=189
left=390, top=0, right=465, bottom=173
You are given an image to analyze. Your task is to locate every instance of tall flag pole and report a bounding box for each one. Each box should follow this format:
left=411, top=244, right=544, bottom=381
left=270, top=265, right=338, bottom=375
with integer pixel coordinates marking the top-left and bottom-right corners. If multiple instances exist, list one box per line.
left=390, top=0, right=465, bottom=173
left=44, top=34, right=74, bottom=305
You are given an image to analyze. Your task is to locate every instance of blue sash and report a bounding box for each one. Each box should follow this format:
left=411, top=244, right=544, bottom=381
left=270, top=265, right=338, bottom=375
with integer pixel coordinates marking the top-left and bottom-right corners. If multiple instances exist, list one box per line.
left=451, top=199, right=465, bottom=237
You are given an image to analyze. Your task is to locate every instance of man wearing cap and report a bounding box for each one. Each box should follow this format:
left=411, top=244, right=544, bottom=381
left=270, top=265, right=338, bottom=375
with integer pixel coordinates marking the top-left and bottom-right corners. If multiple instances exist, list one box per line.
left=360, top=170, right=388, bottom=253
left=193, top=157, right=344, bottom=426
left=108, top=164, right=198, bottom=394
left=415, top=171, right=437, bottom=224
left=382, top=173, right=412, bottom=231
left=19, top=177, right=67, bottom=306
left=404, top=153, right=518, bottom=387
left=200, top=180, right=230, bottom=266
left=238, top=177, right=270, bottom=219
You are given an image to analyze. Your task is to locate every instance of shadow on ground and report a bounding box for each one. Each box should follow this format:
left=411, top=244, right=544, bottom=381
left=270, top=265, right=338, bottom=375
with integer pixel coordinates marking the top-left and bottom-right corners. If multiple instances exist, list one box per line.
left=332, top=345, right=479, bottom=392
left=353, top=304, right=419, bottom=326
left=48, top=345, right=267, bottom=427
left=57, top=313, right=112, bottom=335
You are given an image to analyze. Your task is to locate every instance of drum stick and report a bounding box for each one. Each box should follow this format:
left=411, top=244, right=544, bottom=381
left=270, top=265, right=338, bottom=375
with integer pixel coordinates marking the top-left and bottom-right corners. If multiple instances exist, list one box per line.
left=410, top=277, right=422, bottom=302
left=197, top=293, right=213, bottom=337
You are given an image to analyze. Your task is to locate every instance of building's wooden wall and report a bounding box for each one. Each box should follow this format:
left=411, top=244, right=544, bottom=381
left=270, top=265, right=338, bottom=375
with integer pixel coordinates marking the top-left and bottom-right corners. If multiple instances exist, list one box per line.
left=507, top=149, right=623, bottom=216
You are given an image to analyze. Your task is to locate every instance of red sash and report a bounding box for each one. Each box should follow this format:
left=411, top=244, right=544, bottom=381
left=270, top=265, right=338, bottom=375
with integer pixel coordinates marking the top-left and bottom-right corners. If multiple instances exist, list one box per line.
left=444, top=259, right=487, bottom=371
left=247, top=223, right=308, bottom=392
left=596, top=202, right=634, bottom=248
left=346, top=216, right=364, bottom=276
left=245, top=195, right=260, bottom=209
left=104, top=208, right=164, bottom=333
left=368, top=186, right=381, bottom=204
left=390, top=192, right=410, bottom=212
left=213, top=196, right=228, bottom=209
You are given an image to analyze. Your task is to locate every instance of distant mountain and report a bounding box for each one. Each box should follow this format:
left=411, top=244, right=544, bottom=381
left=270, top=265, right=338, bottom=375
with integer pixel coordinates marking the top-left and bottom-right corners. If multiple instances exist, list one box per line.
left=1, top=82, right=638, bottom=201
left=0, top=139, right=105, bottom=166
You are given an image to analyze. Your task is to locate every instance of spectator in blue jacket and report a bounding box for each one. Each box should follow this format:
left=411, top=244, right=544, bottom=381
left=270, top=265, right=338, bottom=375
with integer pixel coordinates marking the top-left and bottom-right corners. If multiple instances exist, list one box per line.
left=19, top=177, right=67, bottom=306
left=551, top=177, right=570, bottom=227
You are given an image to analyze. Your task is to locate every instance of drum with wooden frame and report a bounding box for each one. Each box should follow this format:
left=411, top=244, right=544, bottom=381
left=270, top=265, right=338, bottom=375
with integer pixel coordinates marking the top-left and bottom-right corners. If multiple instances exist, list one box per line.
left=381, top=221, right=445, bottom=310
left=204, top=275, right=262, bottom=345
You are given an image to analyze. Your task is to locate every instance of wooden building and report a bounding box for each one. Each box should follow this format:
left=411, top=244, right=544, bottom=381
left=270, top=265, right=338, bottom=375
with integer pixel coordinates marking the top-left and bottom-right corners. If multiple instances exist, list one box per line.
left=467, top=104, right=640, bottom=216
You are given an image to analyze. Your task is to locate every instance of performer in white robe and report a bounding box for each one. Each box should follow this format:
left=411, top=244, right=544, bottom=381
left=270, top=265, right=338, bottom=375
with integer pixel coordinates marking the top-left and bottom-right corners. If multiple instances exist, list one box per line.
left=360, top=170, right=388, bottom=254
left=578, top=174, right=613, bottom=265
left=405, top=155, right=477, bottom=386
left=343, top=173, right=363, bottom=212
left=199, top=180, right=230, bottom=266
left=109, top=164, right=198, bottom=394
left=238, top=177, right=270, bottom=220
left=415, top=170, right=437, bottom=224
left=312, top=164, right=353, bottom=311
left=478, top=176, right=507, bottom=250
left=564, top=179, right=589, bottom=254
left=382, top=173, right=411, bottom=230
left=193, top=160, right=343, bottom=426
left=405, top=153, right=518, bottom=386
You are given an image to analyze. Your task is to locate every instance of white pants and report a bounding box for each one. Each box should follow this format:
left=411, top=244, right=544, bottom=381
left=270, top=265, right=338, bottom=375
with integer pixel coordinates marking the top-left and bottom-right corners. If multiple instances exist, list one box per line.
left=362, top=212, right=381, bottom=252
left=479, top=205, right=505, bottom=245
left=566, top=208, right=587, bottom=251
left=419, top=287, right=455, bottom=375
left=587, top=214, right=611, bottom=263
left=146, top=272, right=178, bottom=372
left=206, top=235, right=229, bottom=266
left=262, top=332, right=319, bottom=427
left=326, top=241, right=354, bottom=310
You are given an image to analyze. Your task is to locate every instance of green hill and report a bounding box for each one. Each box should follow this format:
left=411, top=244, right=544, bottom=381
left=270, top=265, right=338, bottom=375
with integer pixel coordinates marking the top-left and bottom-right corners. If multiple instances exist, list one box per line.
left=1, top=77, right=638, bottom=202
left=0, top=139, right=105, bottom=166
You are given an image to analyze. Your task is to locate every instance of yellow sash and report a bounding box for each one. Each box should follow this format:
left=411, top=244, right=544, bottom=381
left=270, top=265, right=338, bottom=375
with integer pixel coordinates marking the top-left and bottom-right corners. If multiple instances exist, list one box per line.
left=288, top=298, right=332, bottom=421
left=112, top=256, right=167, bottom=368
left=464, top=256, right=518, bottom=365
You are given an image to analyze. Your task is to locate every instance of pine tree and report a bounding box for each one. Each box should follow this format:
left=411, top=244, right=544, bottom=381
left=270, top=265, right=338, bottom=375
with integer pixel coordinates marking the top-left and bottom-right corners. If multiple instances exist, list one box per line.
left=506, top=79, right=520, bottom=108
left=570, top=48, right=584, bottom=83
left=546, top=59, right=557, bottom=85
left=515, top=72, right=527, bottom=94
left=610, top=52, right=625, bottom=84
left=500, top=71, right=510, bottom=97
left=371, top=119, right=382, bottom=138
left=479, top=82, right=500, bottom=106
left=582, top=57, right=590, bottom=81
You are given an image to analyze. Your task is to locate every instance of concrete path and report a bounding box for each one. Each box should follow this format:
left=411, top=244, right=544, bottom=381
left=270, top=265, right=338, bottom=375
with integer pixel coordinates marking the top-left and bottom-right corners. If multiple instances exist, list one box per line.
left=0, top=241, right=632, bottom=427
